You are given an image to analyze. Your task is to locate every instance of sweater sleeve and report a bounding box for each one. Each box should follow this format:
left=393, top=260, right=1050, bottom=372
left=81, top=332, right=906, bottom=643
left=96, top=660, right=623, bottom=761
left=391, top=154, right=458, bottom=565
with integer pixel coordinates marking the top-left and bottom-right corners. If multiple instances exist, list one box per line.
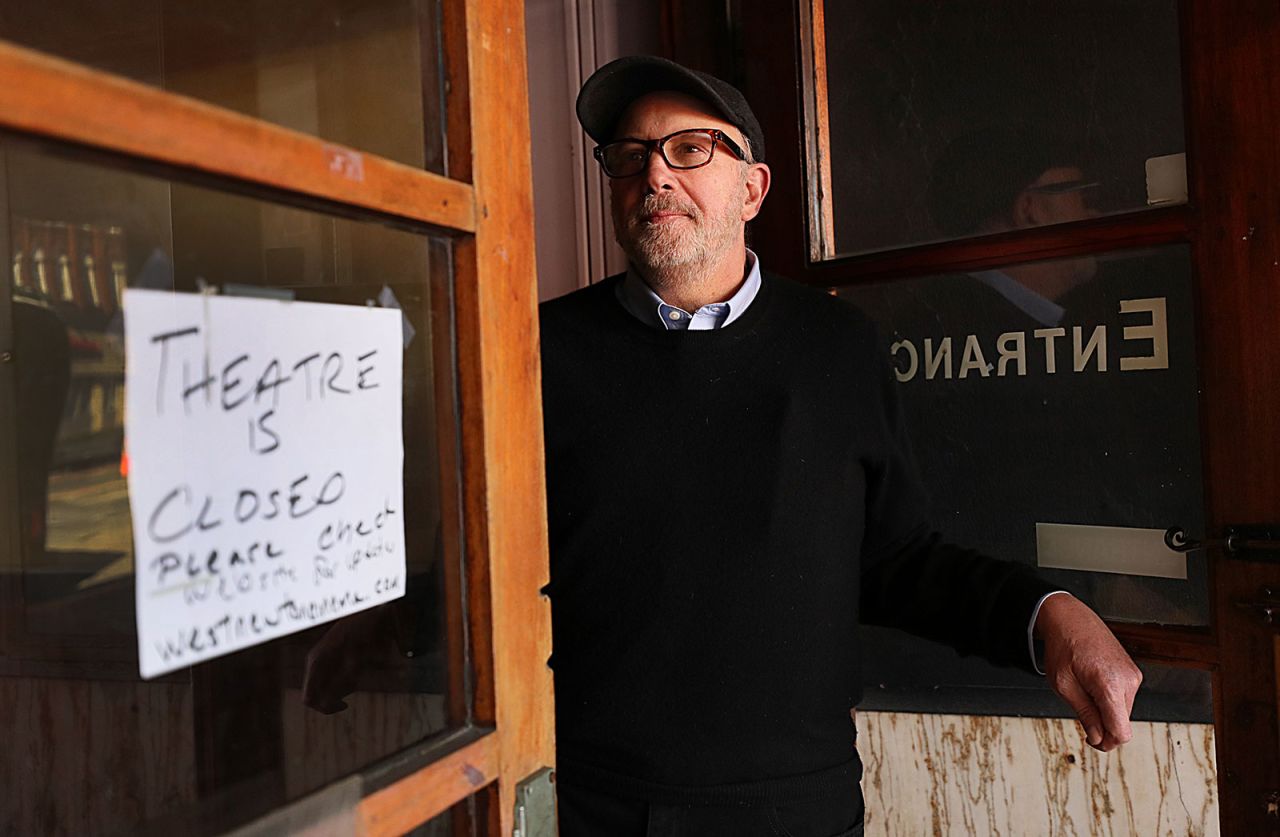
left=856, top=329, right=1060, bottom=672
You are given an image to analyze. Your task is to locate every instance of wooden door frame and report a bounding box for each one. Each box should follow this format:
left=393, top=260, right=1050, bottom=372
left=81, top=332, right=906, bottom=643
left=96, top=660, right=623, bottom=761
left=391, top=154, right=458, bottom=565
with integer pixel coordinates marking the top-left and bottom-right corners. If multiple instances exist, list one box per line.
left=667, top=0, right=1280, bottom=833
left=1183, top=2, right=1280, bottom=832
left=0, top=0, right=553, bottom=831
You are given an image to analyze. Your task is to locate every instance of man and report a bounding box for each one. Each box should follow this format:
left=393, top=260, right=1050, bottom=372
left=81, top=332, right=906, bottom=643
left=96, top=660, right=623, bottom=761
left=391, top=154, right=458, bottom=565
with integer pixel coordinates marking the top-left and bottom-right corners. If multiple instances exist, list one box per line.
left=927, top=126, right=1104, bottom=323
left=539, top=56, right=1141, bottom=837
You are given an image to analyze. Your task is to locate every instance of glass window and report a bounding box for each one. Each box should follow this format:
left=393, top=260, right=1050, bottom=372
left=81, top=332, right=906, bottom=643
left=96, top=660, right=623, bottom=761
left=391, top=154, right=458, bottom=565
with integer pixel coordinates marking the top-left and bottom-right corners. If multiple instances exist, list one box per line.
left=840, top=246, right=1207, bottom=719
left=2, top=138, right=462, bottom=834
left=811, top=0, right=1185, bottom=257
left=0, top=0, right=447, bottom=173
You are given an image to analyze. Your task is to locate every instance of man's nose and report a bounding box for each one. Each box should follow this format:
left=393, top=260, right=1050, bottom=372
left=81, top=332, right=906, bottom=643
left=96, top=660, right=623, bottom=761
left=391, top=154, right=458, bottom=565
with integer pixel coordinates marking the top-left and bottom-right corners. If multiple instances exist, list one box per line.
left=641, top=148, right=677, bottom=193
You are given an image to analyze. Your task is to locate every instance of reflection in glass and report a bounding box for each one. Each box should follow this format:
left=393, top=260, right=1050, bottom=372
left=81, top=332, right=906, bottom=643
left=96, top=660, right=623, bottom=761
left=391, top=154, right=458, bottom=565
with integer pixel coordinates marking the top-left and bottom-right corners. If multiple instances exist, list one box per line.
left=841, top=247, right=1206, bottom=717
left=812, top=0, right=1184, bottom=256
left=2, top=140, right=460, bottom=835
left=0, top=0, right=447, bottom=172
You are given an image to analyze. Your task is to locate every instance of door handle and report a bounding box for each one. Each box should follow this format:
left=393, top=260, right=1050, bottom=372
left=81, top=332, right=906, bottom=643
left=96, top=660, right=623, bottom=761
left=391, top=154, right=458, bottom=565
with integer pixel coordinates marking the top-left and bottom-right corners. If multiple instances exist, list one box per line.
left=1165, top=526, right=1280, bottom=560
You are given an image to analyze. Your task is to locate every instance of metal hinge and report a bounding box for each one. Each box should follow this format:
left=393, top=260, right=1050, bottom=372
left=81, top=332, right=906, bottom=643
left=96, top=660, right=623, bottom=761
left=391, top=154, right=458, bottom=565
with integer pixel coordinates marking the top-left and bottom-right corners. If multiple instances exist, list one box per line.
left=512, top=767, right=556, bottom=837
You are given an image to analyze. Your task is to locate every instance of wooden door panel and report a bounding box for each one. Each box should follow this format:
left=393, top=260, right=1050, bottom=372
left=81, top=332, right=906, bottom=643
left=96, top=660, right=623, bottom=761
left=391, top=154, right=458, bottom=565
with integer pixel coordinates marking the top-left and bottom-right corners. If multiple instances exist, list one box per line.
left=681, top=0, right=1280, bottom=832
left=0, top=0, right=553, bottom=831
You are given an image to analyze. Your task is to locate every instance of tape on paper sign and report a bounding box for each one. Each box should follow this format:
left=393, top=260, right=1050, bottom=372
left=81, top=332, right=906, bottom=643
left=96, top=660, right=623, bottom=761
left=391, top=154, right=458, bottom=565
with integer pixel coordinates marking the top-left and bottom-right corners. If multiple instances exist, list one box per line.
left=1035, top=522, right=1187, bottom=580
left=124, top=289, right=406, bottom=679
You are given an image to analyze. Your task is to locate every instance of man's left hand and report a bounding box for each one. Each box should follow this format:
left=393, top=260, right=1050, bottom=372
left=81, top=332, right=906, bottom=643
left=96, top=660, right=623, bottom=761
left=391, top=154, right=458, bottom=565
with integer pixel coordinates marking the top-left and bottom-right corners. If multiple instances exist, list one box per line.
left=1035, top=593, right=1143, bottom=751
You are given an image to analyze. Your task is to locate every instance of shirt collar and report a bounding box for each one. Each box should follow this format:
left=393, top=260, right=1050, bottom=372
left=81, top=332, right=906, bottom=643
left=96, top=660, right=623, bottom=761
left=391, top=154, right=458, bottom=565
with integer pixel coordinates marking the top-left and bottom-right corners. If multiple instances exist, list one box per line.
left=616, top=249, right=762, bottom=330
left=971, top=269, right=1065, bottom=327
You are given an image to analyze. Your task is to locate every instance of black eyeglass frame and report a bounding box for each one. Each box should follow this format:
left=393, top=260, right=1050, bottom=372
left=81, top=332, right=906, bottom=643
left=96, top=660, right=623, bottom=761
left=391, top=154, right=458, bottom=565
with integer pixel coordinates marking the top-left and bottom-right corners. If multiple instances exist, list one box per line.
left=592, top=128, right=748, bottom=178
left=1023, top=179, right=1101, bottom=195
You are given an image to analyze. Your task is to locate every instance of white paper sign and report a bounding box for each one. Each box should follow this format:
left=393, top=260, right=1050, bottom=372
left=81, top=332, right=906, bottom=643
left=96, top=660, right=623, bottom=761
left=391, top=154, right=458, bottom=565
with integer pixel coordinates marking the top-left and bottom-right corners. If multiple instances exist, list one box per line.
left=1036, top=522, right=1187, bottom=580
left=124, top=290, right=405, bottom=679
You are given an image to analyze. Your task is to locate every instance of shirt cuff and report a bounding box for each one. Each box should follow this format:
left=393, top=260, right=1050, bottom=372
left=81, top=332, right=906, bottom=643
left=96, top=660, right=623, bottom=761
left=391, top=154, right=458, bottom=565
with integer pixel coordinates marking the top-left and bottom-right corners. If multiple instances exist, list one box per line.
left=1027, top=590, right=1072, bottom=675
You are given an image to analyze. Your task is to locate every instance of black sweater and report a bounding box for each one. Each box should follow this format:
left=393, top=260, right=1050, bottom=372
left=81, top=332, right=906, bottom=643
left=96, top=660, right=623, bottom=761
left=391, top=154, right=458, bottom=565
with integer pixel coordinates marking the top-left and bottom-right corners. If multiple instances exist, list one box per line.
left=539, top=271, right=1058, bottom=803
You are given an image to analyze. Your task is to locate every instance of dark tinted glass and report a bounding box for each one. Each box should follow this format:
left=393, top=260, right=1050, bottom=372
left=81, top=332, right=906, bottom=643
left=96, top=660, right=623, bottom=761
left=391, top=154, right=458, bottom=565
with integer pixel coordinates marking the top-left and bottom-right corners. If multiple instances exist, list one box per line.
left=1, top=139, right=462, bottom=835
left=0, top=0, right=447, bottom=173
left=840, top=246, right=1207, bottom=718
left=813, top=0, right=1185, bottom=256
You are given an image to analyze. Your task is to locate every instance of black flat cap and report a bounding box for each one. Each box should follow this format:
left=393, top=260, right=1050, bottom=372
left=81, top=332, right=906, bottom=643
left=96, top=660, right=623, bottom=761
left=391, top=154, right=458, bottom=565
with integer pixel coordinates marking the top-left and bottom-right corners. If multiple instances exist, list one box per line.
left=576, top=55, right=766, bottom=163
left=928, top=126, right=1065, bottom=236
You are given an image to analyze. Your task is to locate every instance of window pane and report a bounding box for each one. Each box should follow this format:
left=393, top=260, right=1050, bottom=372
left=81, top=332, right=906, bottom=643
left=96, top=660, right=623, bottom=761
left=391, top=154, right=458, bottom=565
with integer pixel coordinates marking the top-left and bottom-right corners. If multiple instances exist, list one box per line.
left=2, top=139, right=463, bottom=834
left=839, top=246, right=1206, bottom=718
left=812, top=0, right=1185, bottom=257
left=0, top=0, right=447, bottom=173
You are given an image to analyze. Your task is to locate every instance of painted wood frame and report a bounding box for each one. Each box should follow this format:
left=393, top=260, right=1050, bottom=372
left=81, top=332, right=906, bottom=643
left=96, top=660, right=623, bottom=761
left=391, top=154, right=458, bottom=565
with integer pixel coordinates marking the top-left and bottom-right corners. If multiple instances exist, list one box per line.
left=0, top=0, right=553, bottom=831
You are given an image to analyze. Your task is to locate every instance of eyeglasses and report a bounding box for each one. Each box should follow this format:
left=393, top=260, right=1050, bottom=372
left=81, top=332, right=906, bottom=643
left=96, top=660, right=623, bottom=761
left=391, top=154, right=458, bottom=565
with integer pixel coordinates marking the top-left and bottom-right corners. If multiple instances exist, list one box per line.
left=1024, top=179, right=1100, bottom=195
left=593, top=128, right=747, bottom=178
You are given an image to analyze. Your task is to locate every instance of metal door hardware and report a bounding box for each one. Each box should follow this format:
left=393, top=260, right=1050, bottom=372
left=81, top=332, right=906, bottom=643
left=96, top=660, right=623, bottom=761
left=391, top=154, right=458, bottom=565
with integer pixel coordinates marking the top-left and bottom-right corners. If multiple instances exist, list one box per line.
left=1223, top=591, right=1280, bottom=629
left=512, top=767, right=556, bottom=837
left=1234, top=587, right=1280, bottom=627
left=1164, top=526, right=1280, bottom=560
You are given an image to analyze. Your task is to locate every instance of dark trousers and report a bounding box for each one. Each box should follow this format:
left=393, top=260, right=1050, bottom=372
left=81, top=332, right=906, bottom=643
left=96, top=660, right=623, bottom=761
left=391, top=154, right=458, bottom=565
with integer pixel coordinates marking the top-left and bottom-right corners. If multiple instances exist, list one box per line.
left=557, top=779, right=864, bottom=837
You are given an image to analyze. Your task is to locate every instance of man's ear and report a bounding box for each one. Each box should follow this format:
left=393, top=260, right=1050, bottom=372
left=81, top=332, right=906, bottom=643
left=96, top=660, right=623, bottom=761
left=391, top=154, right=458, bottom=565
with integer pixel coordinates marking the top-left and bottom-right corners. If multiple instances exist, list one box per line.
left=741, top=163, right=771, bottom=222
left=1012, top=189, right=1046, bottom=229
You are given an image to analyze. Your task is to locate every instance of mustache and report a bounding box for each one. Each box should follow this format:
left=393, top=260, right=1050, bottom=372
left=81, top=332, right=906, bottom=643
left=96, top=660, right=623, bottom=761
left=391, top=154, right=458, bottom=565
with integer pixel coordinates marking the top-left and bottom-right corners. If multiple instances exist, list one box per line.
left=629, top=195, right=700, bottom=224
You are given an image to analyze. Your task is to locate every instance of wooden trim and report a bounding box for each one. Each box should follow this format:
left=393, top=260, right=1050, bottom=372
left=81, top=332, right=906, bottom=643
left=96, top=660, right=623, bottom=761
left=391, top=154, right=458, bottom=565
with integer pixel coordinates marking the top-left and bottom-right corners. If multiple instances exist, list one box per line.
left=441, top=1, right=474, bottom=185
left=0, top=154, right=18, bottom=655
left=456, top=1, right=555, bottom=834
left=0, top=40, right=477, bottom=234
left=810, top=206, right=1191, bottom=287
left=454, top=237, right=497, bottom=729
left=804, top=0, right=836, bottom=260
left=1109, top=622, right=1218, bottom=667
left=430, top=241, right=472, bottom=731
left=1184, top=2, right=1280, bottom=833
left=358, top=732, right=499, bottom=836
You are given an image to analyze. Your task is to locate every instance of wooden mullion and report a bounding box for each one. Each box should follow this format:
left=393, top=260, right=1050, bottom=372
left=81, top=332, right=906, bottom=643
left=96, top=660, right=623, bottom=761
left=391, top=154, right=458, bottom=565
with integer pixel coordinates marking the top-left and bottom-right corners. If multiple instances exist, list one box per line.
left=0, top=150, right=19, bottom=660
left=430, top=237, right=472, bottom=732
left=435, top=0, right=484, bottom=753
left=357, top=731, right=499, bottom=836
left=0, top=40, right=476, bottom=234
left=808, top=206, right=1192, bottom=287
left=457, top=0, right=555, bottom=834
left=452, top=235, right=497, bottom=731
left=440, top=0, right=473, bottom=185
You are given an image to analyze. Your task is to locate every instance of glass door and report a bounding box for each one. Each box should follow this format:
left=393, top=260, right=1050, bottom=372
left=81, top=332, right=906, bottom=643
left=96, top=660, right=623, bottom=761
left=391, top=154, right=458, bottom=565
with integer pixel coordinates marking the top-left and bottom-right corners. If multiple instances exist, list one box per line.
left=719, top=0, right=1280, bottom=832
left=0, top=0, right=553, bottom=833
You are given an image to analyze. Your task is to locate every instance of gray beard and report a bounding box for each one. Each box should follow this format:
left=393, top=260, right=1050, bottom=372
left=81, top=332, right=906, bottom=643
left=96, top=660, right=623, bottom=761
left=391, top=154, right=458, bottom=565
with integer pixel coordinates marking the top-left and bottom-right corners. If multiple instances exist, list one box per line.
left=614, top=193, right=743, bottom=294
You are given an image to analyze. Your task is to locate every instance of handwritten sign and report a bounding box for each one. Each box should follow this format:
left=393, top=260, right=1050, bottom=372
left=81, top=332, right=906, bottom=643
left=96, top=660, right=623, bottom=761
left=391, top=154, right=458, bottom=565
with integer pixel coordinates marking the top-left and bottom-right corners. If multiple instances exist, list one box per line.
left=124, top=290, right=405, bottom=679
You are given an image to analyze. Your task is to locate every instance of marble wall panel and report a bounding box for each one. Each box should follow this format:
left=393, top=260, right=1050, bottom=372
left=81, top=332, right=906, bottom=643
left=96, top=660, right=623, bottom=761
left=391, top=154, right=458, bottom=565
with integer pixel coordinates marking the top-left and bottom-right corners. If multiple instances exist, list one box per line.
left=856, top=712, right=1218, bottom=836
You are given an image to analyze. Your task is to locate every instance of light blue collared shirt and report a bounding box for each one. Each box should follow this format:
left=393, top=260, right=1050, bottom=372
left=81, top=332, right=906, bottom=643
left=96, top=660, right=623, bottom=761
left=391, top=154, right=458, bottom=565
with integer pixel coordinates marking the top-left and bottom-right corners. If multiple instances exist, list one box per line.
left=972, top=270, right=1065, bottom=327
left=611, top=250, right=1065, bottom=672
left=616, top=249, right=762, bottom=330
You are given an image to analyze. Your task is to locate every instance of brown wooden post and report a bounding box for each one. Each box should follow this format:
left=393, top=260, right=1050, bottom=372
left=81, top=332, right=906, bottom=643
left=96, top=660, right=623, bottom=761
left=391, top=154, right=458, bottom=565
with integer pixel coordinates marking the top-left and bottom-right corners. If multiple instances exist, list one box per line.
left=1184, top=2, right=1280, bottom=834
left=458, top=0, right=556, bottom=833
